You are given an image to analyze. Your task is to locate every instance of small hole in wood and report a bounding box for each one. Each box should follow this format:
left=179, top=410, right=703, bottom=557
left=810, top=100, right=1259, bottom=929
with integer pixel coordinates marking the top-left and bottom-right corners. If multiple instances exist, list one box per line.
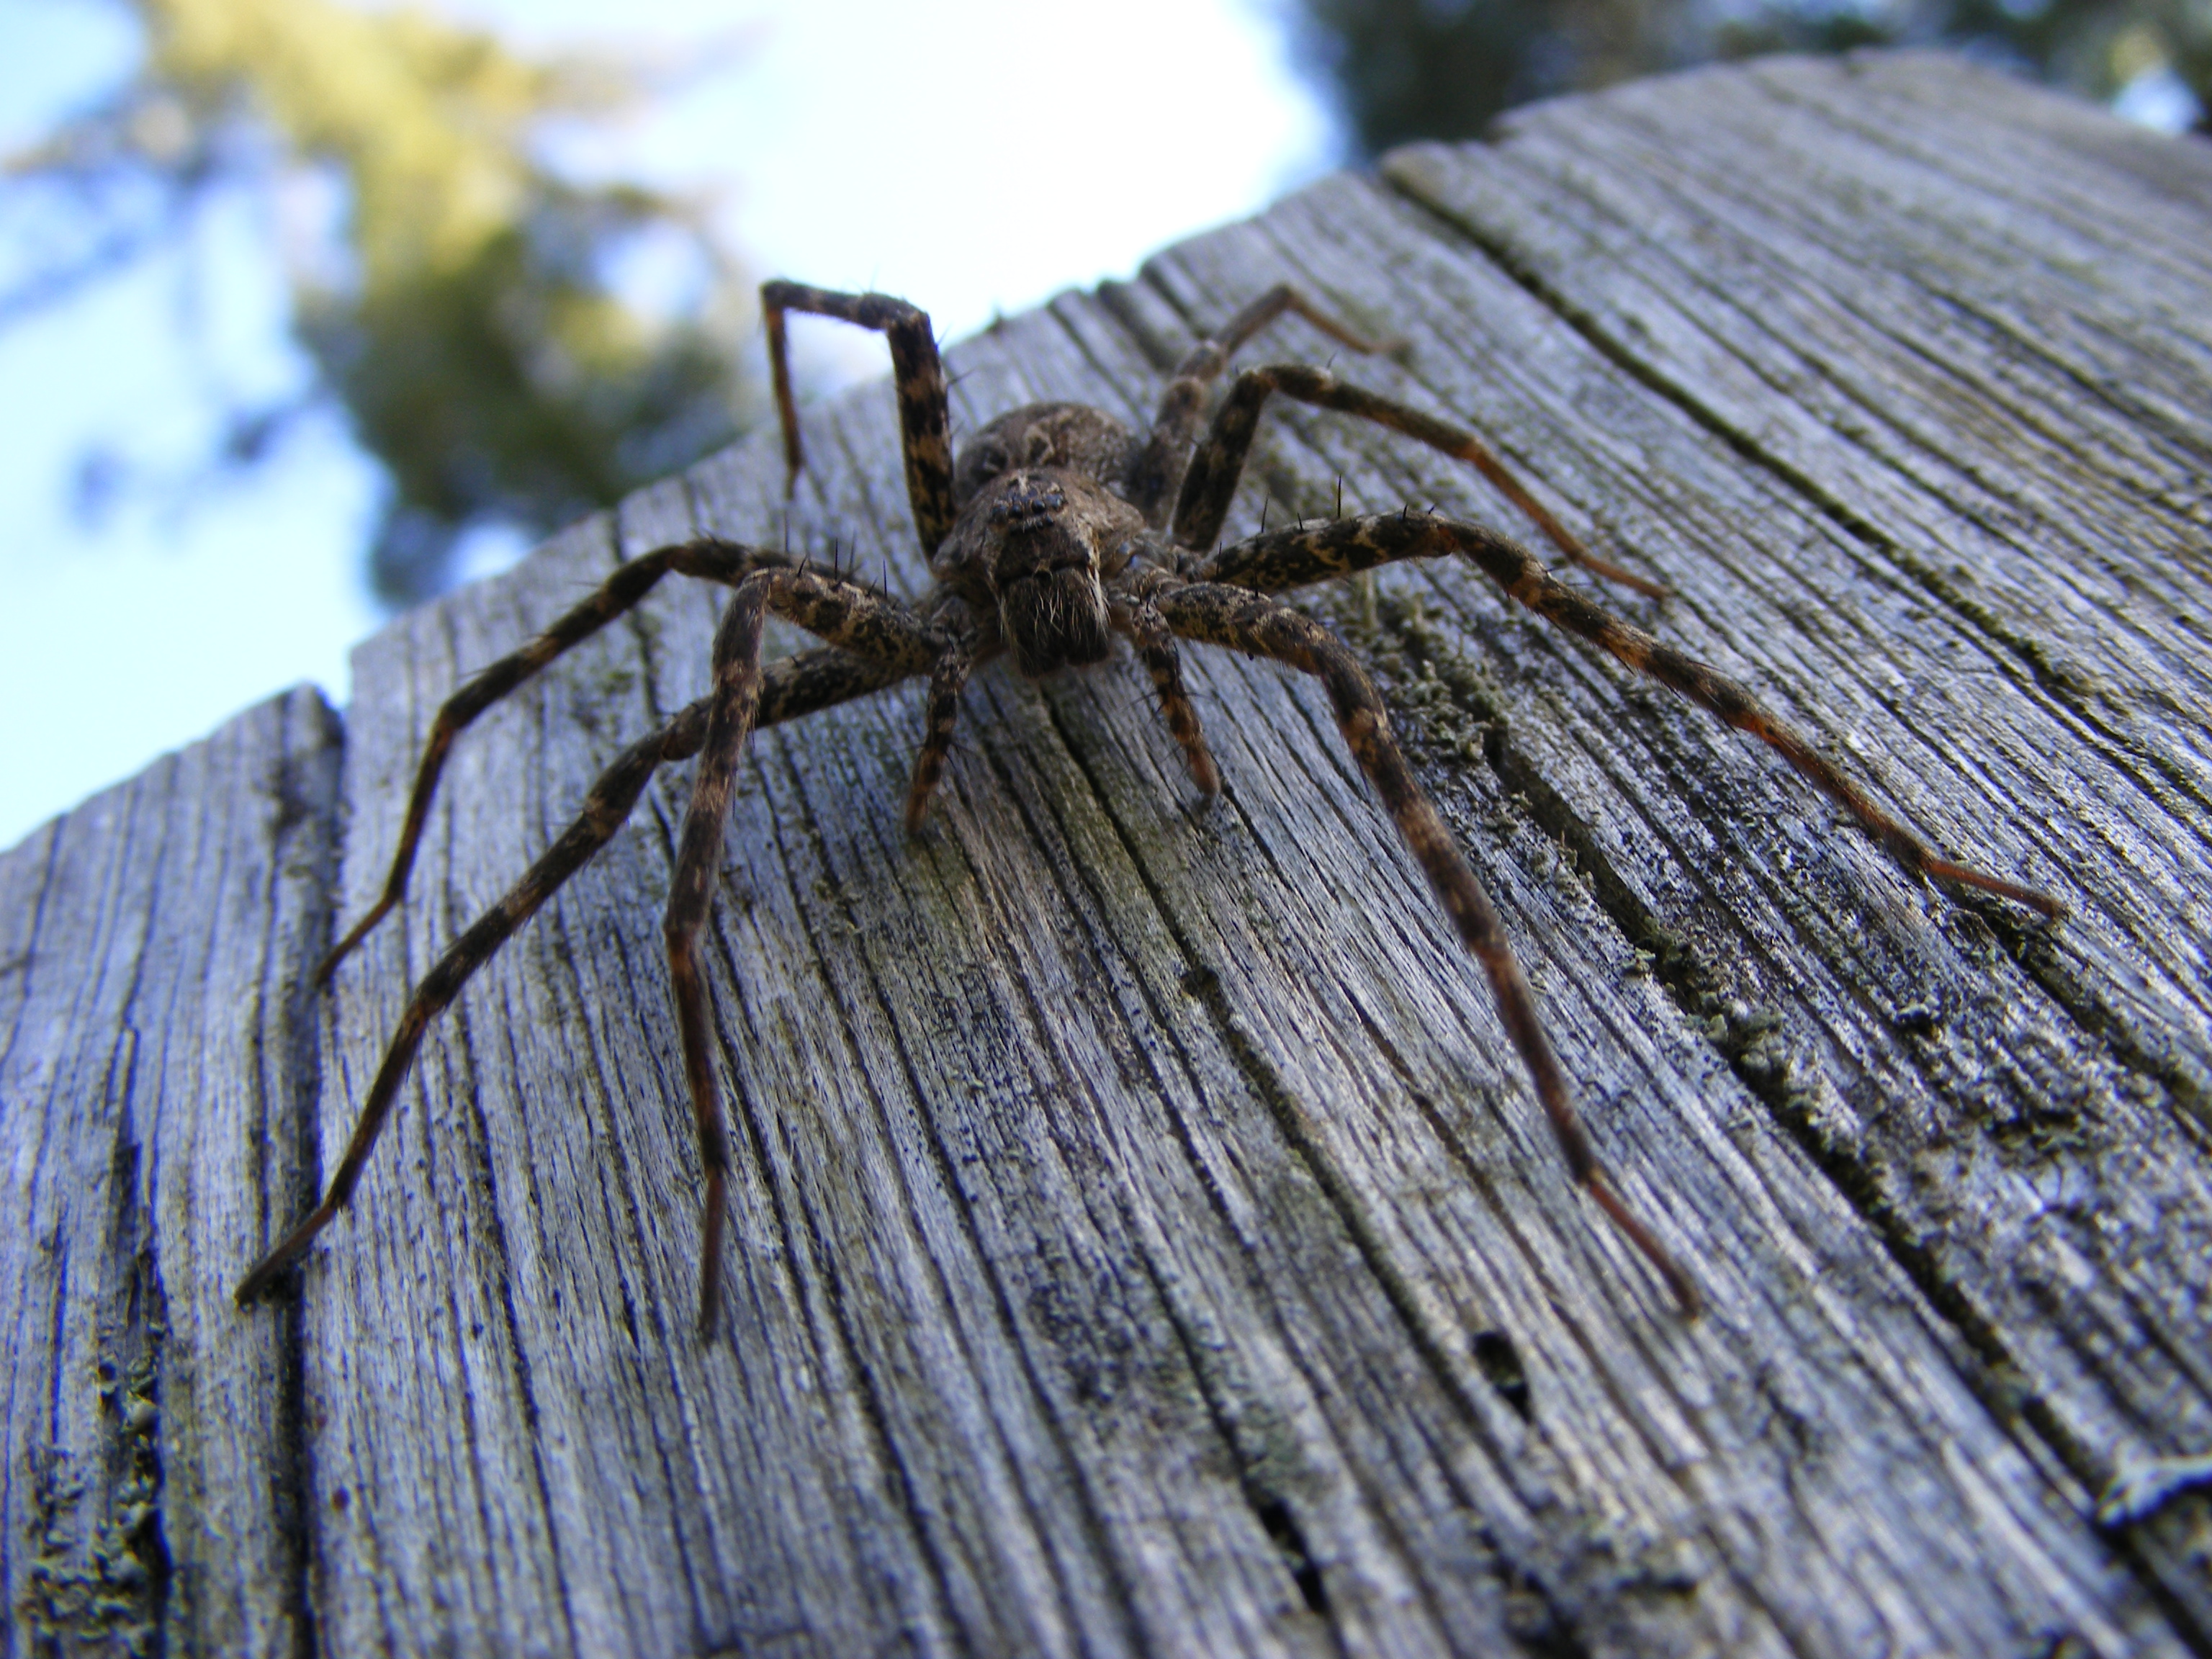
left=1252, top=1493, right=1328, bottom=1616
left=1473, top=1330, right=1533, bottom=1421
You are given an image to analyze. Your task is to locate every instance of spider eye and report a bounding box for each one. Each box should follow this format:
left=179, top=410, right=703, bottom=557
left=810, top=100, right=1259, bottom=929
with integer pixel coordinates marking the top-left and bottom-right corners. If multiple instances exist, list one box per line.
left=987, top=476, right=1066, bottom=529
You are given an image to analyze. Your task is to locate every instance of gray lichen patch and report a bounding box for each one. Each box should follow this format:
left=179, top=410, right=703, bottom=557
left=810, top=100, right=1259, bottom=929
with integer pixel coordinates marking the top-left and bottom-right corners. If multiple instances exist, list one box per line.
left=17, top=1344, right=169, bottom=1655
left=1309, top=581, right=1511, bottom=772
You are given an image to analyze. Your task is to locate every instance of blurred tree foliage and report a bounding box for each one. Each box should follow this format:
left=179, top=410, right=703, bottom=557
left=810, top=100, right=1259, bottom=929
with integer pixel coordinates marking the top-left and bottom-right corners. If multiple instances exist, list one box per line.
left=3, top=0, right=752, bottom=605
left=1284, top=0, right=2211, bottom=156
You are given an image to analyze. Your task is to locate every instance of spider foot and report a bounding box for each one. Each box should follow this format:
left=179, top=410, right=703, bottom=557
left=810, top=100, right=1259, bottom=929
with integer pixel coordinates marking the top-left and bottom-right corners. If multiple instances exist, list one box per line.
left=1586, top=1171, right=1702, bottom=1317
left=234, top=1202, right=338, bottom=1305
left=1921, top=854, right=2068, bottom=921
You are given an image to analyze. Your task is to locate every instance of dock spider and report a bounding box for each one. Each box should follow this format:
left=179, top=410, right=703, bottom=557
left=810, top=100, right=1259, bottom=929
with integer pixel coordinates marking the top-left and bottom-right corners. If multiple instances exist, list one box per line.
left=235, top=279, right=2062, bottom=1328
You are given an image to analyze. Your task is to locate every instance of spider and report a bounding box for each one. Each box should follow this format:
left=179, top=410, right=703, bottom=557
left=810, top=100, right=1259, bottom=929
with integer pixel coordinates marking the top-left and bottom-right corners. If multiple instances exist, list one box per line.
left=234, top=279, right=2063, bottom=1331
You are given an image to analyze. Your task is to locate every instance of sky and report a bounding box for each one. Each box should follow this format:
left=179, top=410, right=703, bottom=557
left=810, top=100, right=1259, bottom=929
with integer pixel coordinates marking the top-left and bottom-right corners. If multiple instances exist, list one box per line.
left=0, top=0, right=1335, bottom=851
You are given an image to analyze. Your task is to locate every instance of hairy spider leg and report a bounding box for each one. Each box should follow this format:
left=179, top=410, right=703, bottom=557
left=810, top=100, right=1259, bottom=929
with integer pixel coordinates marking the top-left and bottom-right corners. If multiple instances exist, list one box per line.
left=1197, top=512, right=2065, bottom=918
left=237, top=698, right=708, bottom=1308
left=1112, top=595, right=1221, bottom=796
left=1155, top=579, right=1701, bottom=1312
left=238, top=575, right=938, bottom=1314
left=238, top=647, right=914, bottom=1304
left=763, top=281, right=958, bottom=554
left=1175, top=364, right=1668, bottom=599
left=318, top=537, right=812, bottom=984
left=655, top=567, right=941, bottom=1331
left=905, top=626, right=984, bottom=834
left=1126, top=283, right=1404, bottom=529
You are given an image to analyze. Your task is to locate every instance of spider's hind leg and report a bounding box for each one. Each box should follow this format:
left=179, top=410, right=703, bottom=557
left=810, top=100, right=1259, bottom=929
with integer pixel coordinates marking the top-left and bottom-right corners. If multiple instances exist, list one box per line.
left=665, top=567, right=940, bottom=1332
left=238, top=638, right=930, bottom=1313
left=319, top=536, right=803, bottom=984
left=1196, top=511, right=2064, bottom=919
left=1156, top=578, right=1701, bottom=1312
left=1173, top=363, right=1666, bottom=599
left=236, top=698, right=716, bottom=1305
left=1126, top=284, right=1403, bottom=529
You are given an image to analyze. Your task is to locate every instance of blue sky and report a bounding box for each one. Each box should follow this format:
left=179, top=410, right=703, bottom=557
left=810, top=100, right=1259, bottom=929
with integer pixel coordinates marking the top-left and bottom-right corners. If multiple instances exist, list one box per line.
left=0, top=0, right=1332, bottom=850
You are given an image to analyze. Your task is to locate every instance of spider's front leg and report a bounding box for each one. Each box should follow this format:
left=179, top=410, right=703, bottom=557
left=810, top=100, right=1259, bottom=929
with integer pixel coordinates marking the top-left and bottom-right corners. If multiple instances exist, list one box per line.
left=235, top=608, right=935, bottom=1317
left=664, top=569, right=941, bottom=1331
left=1197, top=512, right=2064, bottom=917
left=1154, top=577, right=1701, bottom=1311
left=1174, top=361, right=1667, bottom=598
left=763, top=281, right=957, bottom=554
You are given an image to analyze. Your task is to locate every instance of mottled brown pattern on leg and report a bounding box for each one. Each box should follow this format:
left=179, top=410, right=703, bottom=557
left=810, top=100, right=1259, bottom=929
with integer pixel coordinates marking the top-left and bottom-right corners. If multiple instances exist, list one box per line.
left=1197, top=513, right=2063, bottom=918
left=654, top=566, right=941, bottom=1331
left=1127, top=284, right=1402, bottom=529
left=320, top=536, right=806, bottom=983
left=755, top=645, right=914, bottom=731
left=241, top=566, right=936, bottom=1318
left=763, top=280, right=958, bottom=554
left=235, top=716, right=683, bottom=1305
left=1113, top=597, right=1220, bottom=797
left=1174, top=365, right=1665, bottom=596
left=1156, top=580, right=1701, bottom=1311
left=905, top=643, right=975, bottom=834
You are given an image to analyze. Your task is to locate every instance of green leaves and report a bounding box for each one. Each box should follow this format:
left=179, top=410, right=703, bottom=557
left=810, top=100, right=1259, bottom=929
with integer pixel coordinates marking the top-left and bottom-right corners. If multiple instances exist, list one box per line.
left=1285, top=0, right=2210, bottom=159
left=7, top=0, right=755, bottom=604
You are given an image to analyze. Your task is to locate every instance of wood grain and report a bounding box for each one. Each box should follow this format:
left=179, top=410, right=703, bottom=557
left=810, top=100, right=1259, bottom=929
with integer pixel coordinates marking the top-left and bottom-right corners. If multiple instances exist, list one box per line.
left=0, top=688, right=337, bottom=1657
left=3, top=50, right=2206, bottom=1658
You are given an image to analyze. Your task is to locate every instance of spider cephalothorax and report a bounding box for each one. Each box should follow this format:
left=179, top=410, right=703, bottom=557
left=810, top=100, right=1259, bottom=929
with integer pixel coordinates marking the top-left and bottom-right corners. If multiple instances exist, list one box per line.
left=235, top=278, right=2062, bottom=1332
left=940, top=403, right=1152, bottom=676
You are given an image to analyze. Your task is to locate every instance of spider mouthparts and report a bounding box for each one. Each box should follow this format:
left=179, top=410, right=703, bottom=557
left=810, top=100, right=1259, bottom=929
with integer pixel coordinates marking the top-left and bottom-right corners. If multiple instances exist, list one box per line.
left=1002, top=569, right=1112, bottom=677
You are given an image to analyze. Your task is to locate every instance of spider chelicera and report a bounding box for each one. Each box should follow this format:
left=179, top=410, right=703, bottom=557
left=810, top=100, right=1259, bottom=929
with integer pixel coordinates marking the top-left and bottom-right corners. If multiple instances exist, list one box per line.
left=235, top=279, right=2063, bottom=1331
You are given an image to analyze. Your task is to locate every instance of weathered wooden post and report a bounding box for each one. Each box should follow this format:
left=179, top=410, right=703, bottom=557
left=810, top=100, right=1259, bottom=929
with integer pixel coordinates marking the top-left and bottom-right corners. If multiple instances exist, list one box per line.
left=4, top=53, right=2208, bottom=1658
